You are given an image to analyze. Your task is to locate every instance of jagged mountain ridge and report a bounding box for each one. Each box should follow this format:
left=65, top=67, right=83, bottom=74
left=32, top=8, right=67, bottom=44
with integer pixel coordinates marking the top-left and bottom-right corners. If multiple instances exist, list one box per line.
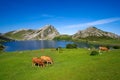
left=3, top=25, right=120, bottom=40
left=3, top=25, right=60, bottom=40
left=72, top=27, right=120, bottom=39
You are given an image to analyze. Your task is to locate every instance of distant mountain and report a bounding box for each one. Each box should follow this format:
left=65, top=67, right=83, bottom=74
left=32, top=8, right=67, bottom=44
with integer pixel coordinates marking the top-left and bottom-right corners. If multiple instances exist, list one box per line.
left=0, top=33, right=13, bottom=42
left=72, top=27, right=120, bottom=40
left=3, top=25, right=120, bottom=41
left=3, top=25, right=60, bottom=40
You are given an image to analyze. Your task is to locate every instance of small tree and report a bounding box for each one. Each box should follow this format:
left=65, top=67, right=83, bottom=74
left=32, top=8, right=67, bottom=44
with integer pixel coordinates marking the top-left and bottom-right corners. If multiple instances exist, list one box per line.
left=66, top=43, right=77, bottom=49
left=90, top=50, right=99, bottom=56
left=113, top=45, right=120, bottom=49
left=72, top=43, right=77, bottom=48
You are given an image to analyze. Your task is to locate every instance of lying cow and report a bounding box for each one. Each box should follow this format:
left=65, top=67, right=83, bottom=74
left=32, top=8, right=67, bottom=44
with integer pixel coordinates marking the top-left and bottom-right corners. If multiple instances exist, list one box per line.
left=40, top=56, right=53, bottom=65
left=99, top=46, right=109, bottom=52
left=32, top=57, right=45, bottom=67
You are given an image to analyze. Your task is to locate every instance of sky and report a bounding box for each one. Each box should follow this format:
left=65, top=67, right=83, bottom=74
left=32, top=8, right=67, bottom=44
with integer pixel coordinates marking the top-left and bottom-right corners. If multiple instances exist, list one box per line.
left=0, top=0, right=120, bottom=35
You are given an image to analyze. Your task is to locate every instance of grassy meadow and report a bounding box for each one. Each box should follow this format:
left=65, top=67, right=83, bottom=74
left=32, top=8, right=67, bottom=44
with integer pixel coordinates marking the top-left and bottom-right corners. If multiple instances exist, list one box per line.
left=0, top=48, right=120, bottom=80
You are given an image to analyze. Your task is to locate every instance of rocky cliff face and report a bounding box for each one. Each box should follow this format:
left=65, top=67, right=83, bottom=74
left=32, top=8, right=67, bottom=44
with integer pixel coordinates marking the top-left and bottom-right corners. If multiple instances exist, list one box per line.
left=72, top=27, right=120, bottom=39
left=24, top=25, right=60, bottom=40
left=3, top=25, right=60, bottom=40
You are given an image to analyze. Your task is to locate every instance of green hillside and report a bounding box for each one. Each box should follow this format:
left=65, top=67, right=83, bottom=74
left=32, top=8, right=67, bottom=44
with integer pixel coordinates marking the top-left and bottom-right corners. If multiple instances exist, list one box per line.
left=0, top=48, right=120, bottom=80
left=0, top=35, right=13, bottom=42
left=53, top=35, right=72, bottom=41
left=3, top=29, right=34, bottom=40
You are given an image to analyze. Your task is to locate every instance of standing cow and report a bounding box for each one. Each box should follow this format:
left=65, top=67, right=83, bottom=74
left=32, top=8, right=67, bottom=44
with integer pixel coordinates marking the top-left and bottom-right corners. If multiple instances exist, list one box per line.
left=99, top=46, right=109, bottom=53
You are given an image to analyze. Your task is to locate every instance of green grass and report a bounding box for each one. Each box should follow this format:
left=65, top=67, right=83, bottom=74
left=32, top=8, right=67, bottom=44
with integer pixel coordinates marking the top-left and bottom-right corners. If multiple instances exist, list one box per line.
left=0, top=48, right=120, bottom=80
left=89, top=39, right=120, bottom=45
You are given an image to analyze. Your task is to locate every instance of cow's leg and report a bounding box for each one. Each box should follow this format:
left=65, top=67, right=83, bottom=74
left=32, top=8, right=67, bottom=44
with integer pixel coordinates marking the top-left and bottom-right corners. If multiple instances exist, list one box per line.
left=32, top=62, right=35, bottom=67
left=40, top=63, right=45, bottom=68
left=99, top=50, right=101, bottom=53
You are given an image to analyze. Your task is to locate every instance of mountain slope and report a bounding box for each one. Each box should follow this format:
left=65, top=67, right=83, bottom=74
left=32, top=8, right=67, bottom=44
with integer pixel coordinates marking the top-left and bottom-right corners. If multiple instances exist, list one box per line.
left=72, top=27, right=120, bottom=40
left=3, top=29, right=35, bottom=40
left=3, top=25, right=60, bottom=40
left=0, top=33, right=13, bottom=42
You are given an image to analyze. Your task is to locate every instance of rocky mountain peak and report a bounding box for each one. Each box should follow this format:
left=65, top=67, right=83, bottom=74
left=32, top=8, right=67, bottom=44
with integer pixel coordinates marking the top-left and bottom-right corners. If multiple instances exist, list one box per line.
left=36, top=25, right=60, bottom=39
left=39, top=24, right=53, bottom=30
left=24, top=24, right=60, bottom=40
left=73, top=26, right=120, bottom=39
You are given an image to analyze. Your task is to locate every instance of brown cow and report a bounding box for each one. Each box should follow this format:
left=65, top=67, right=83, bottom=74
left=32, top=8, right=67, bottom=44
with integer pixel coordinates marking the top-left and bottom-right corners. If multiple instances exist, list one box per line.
left=40, top=56, right=53, bottom=65
left=99, top=46, right=109, bottom=52
left=32, top=57, right=45, bottom=67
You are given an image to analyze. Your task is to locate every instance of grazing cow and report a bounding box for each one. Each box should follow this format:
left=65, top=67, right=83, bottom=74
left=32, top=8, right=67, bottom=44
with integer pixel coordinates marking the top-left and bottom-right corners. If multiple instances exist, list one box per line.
left=40, top=56, right=53, bottom=65
left=99, top=46, right=109, bottom=52
left=32, top=57, right=45, bottom=67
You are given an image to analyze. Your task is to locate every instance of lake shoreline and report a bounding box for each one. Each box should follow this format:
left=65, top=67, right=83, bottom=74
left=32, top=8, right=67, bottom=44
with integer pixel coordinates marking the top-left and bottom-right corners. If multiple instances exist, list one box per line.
left=1, top=39, right=120, bottom=52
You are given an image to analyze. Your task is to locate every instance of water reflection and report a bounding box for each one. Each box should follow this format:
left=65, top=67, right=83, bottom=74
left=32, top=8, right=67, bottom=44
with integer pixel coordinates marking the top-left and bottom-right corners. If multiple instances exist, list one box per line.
left=2, top=40, right=73, bottom=52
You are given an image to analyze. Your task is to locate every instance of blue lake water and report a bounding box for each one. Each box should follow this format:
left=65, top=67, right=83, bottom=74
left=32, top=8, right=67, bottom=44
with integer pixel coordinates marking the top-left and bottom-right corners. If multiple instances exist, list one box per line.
left=2, top=40, right=73, bottom=52
left=2, top=40, right=98, bottom=52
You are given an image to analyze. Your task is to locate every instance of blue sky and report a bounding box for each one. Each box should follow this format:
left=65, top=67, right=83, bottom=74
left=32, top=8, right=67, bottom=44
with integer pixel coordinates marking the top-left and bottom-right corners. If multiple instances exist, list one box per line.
left=0, top=0, right=120, bottom=35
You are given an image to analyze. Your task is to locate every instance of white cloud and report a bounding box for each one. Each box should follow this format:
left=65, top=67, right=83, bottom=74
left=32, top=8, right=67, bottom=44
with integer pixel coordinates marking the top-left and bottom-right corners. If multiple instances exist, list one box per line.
left=41, top=14, right=54, bottom=18
left=66, top=17, right=120, bottom=28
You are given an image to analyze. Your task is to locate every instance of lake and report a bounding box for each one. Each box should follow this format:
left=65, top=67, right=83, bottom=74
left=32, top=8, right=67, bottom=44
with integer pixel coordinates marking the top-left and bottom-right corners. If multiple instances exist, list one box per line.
left=2, top=40, right=97, bottom=52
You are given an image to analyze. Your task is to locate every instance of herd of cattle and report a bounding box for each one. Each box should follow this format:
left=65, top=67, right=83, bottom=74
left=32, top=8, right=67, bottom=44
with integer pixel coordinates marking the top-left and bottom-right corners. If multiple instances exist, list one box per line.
left=32, top=46, right=109, bottom=67
left=32, top=56, right=53, bottom=67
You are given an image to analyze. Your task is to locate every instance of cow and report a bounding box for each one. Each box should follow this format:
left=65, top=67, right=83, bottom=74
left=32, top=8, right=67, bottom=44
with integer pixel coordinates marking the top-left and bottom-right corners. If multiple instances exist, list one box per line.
left=99, top=46, right=109, bottom=53
left=32, top=57, right=45, bottom=67
left=40, top=56, right=53, bottom=65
